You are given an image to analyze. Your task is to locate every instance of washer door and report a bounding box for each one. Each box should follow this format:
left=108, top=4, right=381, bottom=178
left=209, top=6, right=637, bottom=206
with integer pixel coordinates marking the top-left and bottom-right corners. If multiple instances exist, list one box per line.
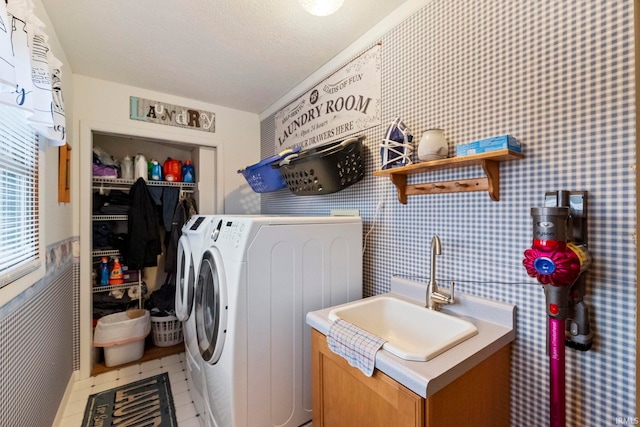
left=195, top=247, right=228, bottom=365
left=175, top=235, right=195, bottom=322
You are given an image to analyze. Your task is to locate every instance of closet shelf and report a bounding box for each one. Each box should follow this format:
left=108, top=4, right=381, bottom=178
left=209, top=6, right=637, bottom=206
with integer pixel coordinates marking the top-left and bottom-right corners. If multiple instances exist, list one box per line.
left=93, top=282, right=142, bottom=294
left=93, top=249, right=121, bottom=258
left=93, top=214, right=128, bottom=221
left=92, top=177, right=196, bottom=189
left=373, top=149, right=524, bottom=204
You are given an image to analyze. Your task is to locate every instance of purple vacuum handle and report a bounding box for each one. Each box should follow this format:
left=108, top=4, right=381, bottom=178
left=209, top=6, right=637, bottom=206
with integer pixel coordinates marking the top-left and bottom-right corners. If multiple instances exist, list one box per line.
left=549, top=317, right=566, bottom=427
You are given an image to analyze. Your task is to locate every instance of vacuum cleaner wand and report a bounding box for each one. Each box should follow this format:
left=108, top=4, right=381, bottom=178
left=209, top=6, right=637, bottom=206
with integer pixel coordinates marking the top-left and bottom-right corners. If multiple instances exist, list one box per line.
left=522, top=191, right=592, bottom=427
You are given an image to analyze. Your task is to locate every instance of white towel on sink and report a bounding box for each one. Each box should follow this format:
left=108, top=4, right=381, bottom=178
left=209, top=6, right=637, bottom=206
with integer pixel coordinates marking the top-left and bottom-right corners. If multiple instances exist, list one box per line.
left=327, top=319, right=386, bottom=377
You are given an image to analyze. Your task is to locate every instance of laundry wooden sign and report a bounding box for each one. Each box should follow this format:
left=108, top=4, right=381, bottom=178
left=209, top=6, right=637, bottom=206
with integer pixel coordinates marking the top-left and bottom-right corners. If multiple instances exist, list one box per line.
left=130, top=96, right=216, bottom=133
left=275, top=44, right=381, bottom=153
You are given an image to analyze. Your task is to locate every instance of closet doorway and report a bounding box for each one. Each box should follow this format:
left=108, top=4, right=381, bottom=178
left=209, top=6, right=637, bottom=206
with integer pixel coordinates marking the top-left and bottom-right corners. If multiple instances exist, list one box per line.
left=79, top=120, right=223, bottom=378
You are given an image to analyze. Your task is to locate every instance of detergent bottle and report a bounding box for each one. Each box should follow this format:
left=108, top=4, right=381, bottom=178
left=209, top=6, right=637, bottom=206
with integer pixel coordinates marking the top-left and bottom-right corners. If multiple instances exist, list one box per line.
left=100, top=257, right=109, bottom=286
left=150, top=160, right=162, bottom=181
left=182, top=160, right=195, bottom=183
left=122, top=155, right=134, bottom=180
left=163, top=157, right=182, bottom=182
left=109, top=257, right=124, bottom=285
left=134, top=153, right=147, bottom=181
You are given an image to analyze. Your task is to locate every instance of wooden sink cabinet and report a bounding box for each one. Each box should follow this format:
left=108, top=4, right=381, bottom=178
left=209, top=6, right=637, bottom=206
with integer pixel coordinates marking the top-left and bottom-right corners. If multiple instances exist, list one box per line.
left=311, top=329, right=510, bottom=427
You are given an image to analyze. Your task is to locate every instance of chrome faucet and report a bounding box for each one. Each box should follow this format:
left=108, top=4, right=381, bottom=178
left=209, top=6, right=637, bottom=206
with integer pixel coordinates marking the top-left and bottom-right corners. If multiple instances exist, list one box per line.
left=426, top=235, right=455, bottom=310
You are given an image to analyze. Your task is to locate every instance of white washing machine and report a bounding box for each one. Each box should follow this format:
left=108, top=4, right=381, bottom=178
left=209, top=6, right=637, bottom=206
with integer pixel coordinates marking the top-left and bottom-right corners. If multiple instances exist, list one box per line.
left=176, top=215, right=218, bottom=422
left=194, top=216, right=363, bottom=427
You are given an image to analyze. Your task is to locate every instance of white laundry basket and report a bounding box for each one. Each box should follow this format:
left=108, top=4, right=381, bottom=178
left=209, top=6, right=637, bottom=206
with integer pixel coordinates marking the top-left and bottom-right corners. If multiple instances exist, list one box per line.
left=93, top=309, right=151, bottom=367
left=150, top=314, right=183, bottom=347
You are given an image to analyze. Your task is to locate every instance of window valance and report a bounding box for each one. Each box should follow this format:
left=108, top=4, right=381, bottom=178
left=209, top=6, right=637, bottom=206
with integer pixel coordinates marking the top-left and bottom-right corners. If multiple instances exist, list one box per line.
left=0, top=0, right=66, bottom=145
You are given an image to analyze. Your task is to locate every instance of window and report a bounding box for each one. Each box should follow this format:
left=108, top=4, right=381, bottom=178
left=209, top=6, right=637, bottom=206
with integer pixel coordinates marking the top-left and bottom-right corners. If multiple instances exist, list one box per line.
left=0, top=103, right=41, bottom=288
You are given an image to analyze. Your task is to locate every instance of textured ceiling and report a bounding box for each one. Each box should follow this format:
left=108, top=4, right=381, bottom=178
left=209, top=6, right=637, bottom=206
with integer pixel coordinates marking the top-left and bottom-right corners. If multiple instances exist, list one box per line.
left=40, top=0, right=410, bottom=114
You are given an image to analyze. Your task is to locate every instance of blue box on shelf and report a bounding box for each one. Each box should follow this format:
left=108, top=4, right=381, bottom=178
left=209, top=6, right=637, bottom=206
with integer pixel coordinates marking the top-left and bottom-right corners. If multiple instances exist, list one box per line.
left=456, top=135, right=521, bottom=156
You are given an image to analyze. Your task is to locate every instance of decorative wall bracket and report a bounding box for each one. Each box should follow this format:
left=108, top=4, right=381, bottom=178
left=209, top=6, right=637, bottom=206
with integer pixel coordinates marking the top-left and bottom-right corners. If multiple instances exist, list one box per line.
left=373, top=149, right=524, bottom=204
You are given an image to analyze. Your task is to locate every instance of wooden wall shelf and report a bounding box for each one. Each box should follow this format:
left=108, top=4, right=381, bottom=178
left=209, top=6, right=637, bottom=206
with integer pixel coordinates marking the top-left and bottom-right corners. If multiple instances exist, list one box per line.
left=373, top=149, right=524, bottom=204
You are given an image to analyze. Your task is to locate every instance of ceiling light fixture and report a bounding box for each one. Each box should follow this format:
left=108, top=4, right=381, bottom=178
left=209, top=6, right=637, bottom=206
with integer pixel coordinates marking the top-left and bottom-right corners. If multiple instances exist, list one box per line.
left=299, top=0, right=345, bottom=17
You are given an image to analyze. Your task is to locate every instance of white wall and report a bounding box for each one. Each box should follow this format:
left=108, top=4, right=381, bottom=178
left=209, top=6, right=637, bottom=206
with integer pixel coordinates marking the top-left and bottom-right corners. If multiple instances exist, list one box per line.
left=71, top=74, right=261, bottom=221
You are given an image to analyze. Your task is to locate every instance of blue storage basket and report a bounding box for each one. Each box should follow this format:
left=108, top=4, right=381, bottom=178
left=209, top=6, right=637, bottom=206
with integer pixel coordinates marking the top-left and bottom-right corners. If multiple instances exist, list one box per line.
left=238, top=148, right=300, bottom=193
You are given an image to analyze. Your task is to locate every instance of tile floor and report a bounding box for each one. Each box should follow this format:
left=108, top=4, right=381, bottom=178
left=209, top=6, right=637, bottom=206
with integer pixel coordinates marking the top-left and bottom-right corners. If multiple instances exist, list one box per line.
left=59, top=352, right=203, bottom=427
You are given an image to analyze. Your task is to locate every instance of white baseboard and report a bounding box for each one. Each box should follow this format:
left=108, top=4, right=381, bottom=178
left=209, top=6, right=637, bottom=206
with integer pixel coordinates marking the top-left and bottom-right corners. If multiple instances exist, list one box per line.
left=51, top=370, right=79, bottom=427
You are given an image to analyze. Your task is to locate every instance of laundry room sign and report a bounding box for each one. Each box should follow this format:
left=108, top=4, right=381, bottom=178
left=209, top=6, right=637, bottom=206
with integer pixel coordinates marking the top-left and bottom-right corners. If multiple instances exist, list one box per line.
left=130, top=96, right=216, bottom=133
left=275, top=44, right=381, bottom=153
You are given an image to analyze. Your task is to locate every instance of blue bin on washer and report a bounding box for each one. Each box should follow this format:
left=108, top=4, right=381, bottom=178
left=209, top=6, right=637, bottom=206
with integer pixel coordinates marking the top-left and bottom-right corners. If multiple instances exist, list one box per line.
left=238, top=147, right=300, bottom=193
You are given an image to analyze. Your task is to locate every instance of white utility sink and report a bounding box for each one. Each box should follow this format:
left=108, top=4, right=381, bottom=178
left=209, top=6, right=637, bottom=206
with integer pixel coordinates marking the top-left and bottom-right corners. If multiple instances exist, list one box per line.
left=328, top=295, right=479, bottom=361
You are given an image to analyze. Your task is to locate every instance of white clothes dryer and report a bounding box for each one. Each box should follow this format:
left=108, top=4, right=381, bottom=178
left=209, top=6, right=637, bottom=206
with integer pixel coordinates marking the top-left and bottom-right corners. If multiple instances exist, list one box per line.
left=176, top=215, right=218, bottom=421
left=195, top=216, right=362, bottom=427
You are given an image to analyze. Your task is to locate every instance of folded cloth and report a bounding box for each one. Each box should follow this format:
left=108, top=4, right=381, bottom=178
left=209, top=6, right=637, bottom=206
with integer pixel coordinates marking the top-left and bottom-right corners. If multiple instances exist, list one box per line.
left=327, top=319, right=387, bottom=377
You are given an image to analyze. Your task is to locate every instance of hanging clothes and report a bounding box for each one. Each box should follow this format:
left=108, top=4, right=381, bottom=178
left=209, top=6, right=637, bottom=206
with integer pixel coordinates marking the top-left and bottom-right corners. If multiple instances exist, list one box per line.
left=147, top=186, right=180, bottom=230
left=127, top=177, right=162, bottom=269
left=164, top=195, right=198, bottom=274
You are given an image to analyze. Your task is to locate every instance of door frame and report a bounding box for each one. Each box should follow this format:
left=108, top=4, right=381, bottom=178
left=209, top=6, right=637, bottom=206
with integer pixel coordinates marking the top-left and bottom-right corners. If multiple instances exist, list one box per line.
left=79, top=120, right=224, bottom=378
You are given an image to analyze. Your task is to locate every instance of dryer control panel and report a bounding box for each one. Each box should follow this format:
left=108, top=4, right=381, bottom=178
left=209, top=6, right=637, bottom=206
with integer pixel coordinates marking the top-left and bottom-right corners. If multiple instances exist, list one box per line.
left=212, top=219, right=246, bottom=248
left=189, top=216, right=206, bottom=230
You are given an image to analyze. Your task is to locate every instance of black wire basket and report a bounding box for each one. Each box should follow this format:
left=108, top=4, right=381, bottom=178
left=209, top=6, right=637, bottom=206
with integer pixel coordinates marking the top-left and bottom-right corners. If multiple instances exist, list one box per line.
left=274, top=136, right=366, bottom=195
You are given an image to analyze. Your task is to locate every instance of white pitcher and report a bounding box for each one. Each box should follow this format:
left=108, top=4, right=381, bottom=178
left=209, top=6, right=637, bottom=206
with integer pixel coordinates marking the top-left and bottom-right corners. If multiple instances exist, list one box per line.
left=417, top=129, right=448, bottom=161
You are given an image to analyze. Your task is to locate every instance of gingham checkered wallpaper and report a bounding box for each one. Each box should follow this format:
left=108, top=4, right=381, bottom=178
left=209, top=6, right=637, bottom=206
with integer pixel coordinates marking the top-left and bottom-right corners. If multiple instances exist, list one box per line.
left=0, top=244, right=74, bottom=427
left=261, top=1, right=636, bottom=425
left=1, top=271, right=73, bottom=427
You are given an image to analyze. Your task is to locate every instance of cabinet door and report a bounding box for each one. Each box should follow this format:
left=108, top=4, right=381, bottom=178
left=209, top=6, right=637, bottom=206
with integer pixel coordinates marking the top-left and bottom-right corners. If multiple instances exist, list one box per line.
left=312, top=329, right=424, bottom=427
left=425, top=344, right=511, bottom=427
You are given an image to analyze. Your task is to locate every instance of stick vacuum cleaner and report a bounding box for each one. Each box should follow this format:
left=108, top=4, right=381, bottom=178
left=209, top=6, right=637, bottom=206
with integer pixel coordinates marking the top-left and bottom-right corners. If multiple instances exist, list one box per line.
left=522, top=191, right=592, bottom=427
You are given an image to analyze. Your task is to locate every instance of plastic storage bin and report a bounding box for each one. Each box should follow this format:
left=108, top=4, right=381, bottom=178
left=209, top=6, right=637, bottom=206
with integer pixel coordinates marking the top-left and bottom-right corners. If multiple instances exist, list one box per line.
left=274, top=136, right=365, bottom=195
left=238, top=147, right=300, bottom=193
left=93, top=309, right=151, bottom=367
left=150, top=314, right=183, bottom=347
